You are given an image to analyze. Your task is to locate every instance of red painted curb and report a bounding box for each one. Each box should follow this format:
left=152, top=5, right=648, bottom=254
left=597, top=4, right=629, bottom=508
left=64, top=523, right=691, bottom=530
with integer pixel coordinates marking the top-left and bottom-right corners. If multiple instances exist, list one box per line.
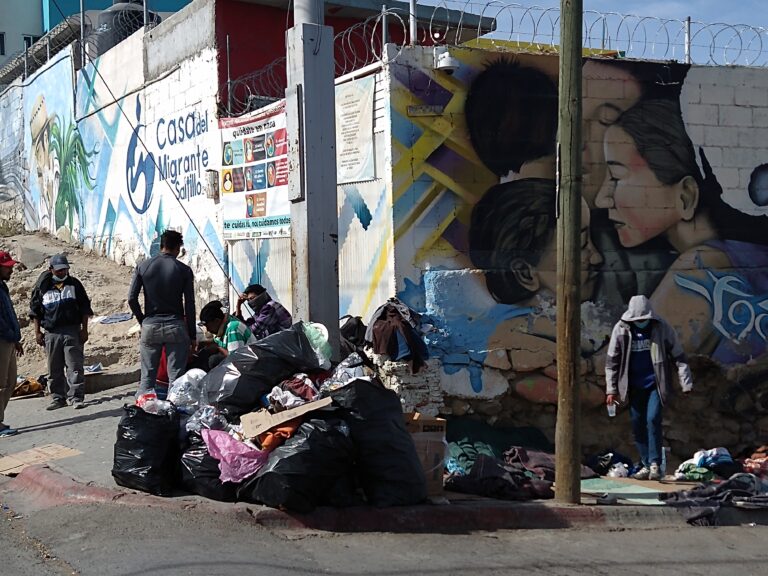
left=1, top=465, right=687, bottom=532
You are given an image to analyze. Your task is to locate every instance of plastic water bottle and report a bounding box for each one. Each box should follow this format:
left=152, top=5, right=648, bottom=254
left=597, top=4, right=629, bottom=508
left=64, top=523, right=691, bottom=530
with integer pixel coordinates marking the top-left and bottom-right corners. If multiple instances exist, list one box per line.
left=661, top=446, right=670, bottom=475
left=607, top=402, right=617, bottom=417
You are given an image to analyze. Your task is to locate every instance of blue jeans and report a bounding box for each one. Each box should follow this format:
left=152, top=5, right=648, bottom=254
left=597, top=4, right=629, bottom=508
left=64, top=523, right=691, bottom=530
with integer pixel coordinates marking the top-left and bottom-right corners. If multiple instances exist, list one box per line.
left=138, top=319, right=190, bottom=397
left=629, top=386, right=662, bottom=467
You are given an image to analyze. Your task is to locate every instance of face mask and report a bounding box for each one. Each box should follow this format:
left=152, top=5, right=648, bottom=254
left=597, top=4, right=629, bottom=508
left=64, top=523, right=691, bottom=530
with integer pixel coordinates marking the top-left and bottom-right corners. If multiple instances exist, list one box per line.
left=634, top=320, right=650, bottom=329
left=247, top=291, right=269, bottom=310
left=52, top=273, right=68, bottom=282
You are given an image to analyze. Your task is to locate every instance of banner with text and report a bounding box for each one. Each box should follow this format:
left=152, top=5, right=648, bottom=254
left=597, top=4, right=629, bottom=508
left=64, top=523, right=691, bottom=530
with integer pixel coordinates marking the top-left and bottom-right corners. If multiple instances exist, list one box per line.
left=219, top=101, right=290, bottom=240
left=335, top=76, right=376, bottom=184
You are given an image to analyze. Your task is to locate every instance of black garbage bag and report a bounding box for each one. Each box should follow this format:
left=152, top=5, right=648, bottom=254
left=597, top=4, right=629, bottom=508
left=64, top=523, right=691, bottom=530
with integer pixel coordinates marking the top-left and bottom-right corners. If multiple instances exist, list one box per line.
left=330, top=379, right=427, bottom=507
left=179, top=436, right=238, bottom=502
left=201, top=323, right=325, bottom=419
left=237, top=417, right=359, bottom=513
left=112, top=404, right=180, bottom=496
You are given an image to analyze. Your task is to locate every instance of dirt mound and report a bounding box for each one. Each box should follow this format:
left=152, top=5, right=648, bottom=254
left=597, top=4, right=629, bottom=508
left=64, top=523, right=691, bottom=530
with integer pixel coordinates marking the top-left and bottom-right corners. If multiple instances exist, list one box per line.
left=0, top=232, right=140, bottom=380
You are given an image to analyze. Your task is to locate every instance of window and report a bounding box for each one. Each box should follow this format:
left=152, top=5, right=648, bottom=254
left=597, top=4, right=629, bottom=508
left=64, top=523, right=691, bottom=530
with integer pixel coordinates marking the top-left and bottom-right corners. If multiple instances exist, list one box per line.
left=0, top=33, right=5, bottom=56
left=23, top=35, right=42, bottom=50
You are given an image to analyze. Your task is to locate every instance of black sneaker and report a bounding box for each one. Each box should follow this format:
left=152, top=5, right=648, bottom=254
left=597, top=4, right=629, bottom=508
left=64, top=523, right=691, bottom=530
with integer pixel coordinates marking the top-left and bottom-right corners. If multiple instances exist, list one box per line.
left=46, top=398, right=67, bottom=411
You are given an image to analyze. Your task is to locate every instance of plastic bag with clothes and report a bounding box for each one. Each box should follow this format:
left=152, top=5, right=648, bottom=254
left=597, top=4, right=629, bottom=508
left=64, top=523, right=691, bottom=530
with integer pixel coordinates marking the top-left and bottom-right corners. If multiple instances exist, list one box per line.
left=267, top=386, right=306, bottom=411
left=112, top=404, right=180, bottom=496
left=319, top=352, right=370, bottom=393
left=202, top=429, right=269, bottom=484
left=185, top=405, right=229, bottom=434
left=237, top=417, right=361, bottom=513
left=200, top=323, right=325, bottom=419
left=179, top=435, right=239, bottom=502
left=168, top=369, right=207, bottom=414
left=330, top=378, right=427, bottom=507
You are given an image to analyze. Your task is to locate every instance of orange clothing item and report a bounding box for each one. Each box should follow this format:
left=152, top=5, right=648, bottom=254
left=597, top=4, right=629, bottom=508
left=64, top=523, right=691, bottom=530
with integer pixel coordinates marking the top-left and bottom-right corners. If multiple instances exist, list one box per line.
left=257, top=417, right=302, bottom=452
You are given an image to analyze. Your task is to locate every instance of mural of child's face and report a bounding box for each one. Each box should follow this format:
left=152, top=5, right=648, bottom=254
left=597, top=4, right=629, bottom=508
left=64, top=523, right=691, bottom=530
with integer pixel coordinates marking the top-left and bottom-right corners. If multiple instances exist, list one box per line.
left=531, top=200, right=603, bottom=301
left=582, top=62, right=643, bottom=207
left=596, top=125, right=684, bottom=248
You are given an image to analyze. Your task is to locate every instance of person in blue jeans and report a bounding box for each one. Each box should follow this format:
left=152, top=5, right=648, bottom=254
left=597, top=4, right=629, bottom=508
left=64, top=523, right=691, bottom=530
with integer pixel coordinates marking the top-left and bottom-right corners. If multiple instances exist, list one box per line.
left=605, top=295, right=693, bottom=480
left=128, top=230, right=196, bottom=398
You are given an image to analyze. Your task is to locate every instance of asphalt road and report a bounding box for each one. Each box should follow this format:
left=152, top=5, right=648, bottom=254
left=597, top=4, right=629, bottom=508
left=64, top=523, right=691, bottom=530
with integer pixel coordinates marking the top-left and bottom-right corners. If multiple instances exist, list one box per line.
left=1, top=503, right=766, bottom=576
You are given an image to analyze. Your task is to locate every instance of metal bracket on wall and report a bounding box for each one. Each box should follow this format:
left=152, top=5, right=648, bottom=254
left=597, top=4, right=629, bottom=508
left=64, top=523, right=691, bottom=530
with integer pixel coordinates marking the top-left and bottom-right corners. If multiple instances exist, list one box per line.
left=287, top=83, right=305, bottom=203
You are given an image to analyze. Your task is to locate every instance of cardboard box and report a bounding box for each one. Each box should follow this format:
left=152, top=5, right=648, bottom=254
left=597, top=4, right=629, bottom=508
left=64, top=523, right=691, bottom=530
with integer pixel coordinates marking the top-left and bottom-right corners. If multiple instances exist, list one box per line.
left=404, top=413, right=447, bottom=495
left=241, top=396, right=332, bottom=439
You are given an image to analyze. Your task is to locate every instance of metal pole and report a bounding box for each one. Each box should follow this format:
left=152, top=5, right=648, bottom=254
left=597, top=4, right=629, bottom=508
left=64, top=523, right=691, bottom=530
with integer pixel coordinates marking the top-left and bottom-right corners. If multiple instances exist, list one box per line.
left=80, top=0, right=86, bottom=67
left=144, top=0, right=149, bottom=28
left=295, top=0, right=323, bottom=26
left=381, top=4, right=388, bottom=46
left=24, top=46, right=28, bottom=79
left=409, top=0, right=417, bottom=45
left=555, top=0, right=583, bottom=505
left=685, top=16, right=691, bottom=64
left=226, top=34, right=232, bottom=116
left=287, top=0, right=340, bottom=360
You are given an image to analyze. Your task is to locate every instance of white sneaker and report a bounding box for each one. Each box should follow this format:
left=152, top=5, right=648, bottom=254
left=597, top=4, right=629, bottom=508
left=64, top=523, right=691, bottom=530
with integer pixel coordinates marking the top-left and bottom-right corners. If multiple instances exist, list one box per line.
left=633, top=466, right=650, bottom=480
left=649, top=463, right=662, bottom=481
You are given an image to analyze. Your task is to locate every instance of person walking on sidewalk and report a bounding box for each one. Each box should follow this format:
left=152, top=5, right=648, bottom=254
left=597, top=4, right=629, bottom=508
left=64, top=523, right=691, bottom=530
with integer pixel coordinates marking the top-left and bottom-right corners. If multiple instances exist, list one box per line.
left=605, top=295, right=693, bottom=481
left=30, top=254, right=93, bottom=411
left=234, top=283, right=292, bottom=340
left=0, top=251, right=23, bottom=436
left=128, top=230, right=196, bottom=397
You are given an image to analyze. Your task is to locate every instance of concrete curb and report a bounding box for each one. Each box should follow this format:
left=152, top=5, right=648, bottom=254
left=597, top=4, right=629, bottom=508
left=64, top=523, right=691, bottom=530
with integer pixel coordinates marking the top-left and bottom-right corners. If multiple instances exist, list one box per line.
left=0, top=464, right=696, bottom=532
left=84, top=364, right=141, bottom=394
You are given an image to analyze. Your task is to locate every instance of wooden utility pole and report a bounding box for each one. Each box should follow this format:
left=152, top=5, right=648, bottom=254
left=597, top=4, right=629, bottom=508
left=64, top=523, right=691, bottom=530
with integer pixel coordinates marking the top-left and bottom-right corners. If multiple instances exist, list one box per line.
left=555, top=0, right=583, bottom=504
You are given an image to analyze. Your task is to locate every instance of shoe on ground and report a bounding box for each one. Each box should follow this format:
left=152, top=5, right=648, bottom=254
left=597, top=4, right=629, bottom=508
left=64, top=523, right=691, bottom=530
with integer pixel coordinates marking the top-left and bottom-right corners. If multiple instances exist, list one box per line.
left=46, top=398, right=67, bottom=411
left=649, top=463, right=662, bottom=481
left=71, top=398, right=85, bottom=410
left=0, top=423, right=19, bottom=437
left=633, top=466, right=650, bottom=480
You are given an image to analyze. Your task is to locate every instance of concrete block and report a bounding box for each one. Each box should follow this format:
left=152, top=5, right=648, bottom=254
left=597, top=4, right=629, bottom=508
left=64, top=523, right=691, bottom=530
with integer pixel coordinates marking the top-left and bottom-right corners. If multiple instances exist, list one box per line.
left=738, top=127, right=768, bottom=148
left=714, top=167, right=741, bottom=189
left=752, top=108, right=768, bottom=128
left=735, top=86, right=768, bottom=107
left=684, top=123, right=704, bottom=145
left=703, top=126, right=739, bottom=148
left=719, top=105, right=753, bottom=127
left=84, top=364, right=140, bottom=394
left=701, top=146, right=722, bottom=167
left=700, top=84, right=734, bottom=106
left=723, top=147, right=761, bottom=168
left=686, top=104, right=719, bottom=126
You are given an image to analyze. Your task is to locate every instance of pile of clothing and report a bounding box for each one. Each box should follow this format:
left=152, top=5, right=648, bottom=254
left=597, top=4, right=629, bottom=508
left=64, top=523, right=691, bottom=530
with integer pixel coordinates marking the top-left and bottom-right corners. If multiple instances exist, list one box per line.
left=111, top=323, right=428, bottom=512
left=670, top=447, right=743, bottom=483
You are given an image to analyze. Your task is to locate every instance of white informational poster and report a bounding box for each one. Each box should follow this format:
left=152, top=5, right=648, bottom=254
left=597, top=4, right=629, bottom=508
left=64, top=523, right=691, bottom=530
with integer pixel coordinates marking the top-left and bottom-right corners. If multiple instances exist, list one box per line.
left=335, top=76, right=376, bottom=184
left=219, top=101, right=290, bottom=240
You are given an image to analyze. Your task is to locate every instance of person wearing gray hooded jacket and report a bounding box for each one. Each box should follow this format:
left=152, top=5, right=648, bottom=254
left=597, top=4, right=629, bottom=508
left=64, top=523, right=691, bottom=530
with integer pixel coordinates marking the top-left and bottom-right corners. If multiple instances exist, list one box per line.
left=605, top=295, right=693, bottom=481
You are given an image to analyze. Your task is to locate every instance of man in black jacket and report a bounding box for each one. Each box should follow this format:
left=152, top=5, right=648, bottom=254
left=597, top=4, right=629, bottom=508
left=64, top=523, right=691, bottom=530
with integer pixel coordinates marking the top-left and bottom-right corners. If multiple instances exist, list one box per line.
left=30, top=254, right=93, bottom=410
left=128, top=230, right=196, bottom=398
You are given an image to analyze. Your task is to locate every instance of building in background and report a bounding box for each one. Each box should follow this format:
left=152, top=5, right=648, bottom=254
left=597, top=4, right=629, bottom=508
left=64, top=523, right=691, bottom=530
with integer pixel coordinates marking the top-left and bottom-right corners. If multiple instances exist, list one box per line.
left=42, top=0, right=192, bottom=33
left=0, top=0, right=44, bottom=68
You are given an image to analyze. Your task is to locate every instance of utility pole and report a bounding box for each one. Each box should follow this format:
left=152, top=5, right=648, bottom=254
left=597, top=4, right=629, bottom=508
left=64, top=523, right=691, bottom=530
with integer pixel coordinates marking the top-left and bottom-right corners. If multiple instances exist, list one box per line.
left=286, top=0, right=341, bottom=359
left=555, top=0, right=583, bottom=504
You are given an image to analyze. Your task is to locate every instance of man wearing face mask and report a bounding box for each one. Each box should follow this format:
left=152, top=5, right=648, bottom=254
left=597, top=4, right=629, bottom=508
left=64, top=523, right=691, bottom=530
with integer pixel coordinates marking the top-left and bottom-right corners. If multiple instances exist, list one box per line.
left=235, top=284, right=291, bottom=341
left=605, top=295, right=693, bottom=481
left=29, top=254, right=93, bottom=410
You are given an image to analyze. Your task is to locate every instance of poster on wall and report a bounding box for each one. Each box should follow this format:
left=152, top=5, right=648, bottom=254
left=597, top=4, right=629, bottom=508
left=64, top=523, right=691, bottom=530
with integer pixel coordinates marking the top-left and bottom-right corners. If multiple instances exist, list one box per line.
left=335, top=76, right=376, bottom=184
left=219, top=101, right=290, bottom=240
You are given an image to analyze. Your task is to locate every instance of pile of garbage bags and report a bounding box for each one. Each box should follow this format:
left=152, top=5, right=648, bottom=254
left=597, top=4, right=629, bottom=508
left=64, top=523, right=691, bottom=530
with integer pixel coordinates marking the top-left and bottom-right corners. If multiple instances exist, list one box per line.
left=112, top=323, right=428, bottom=512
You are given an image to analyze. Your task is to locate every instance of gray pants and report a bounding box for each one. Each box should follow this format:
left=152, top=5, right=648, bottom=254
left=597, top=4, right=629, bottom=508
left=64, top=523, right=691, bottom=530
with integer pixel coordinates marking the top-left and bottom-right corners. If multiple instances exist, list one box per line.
left=138, top=319, right=190, bottom=396
left=45, top=326, right=85, bottom=402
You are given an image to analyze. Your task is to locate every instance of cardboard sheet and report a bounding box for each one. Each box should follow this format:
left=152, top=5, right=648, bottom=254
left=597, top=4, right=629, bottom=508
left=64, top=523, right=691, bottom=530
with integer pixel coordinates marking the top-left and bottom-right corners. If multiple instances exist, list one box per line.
left=241, top=396, right=332, bottom=438
left=0, top=444, right=82, bottom=476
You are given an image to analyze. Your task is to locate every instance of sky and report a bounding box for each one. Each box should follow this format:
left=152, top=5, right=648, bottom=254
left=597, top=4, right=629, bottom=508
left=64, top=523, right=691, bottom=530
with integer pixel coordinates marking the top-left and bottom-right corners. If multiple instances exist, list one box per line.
left=583, top=0, right=765, bottom=28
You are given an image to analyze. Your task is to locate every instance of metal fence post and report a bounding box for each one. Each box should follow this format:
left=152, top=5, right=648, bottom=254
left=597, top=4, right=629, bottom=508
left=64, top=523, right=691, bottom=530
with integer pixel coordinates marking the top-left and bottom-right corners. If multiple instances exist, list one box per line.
left=685, top=16, right=692, bottom=64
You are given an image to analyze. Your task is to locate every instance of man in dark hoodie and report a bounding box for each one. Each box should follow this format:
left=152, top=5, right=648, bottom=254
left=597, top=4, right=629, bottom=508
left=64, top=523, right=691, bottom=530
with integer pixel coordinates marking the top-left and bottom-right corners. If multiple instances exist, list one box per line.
left=605, top=295, right=693, bottom=481
left=30, top=254, right=93, bottom=410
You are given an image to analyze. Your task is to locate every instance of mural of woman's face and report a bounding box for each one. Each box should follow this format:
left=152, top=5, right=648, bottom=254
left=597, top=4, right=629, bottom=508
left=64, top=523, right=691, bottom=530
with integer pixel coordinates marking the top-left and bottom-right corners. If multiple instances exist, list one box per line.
left=582, top=62, right=643, bottom=207
left=596, top=125, right=686, bottom=248
left=527, top=200, right=603, bottom=301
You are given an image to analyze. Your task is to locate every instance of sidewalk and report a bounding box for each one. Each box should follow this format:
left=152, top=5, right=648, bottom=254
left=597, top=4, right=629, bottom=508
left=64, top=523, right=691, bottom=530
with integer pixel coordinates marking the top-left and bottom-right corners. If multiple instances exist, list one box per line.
left=0, top=381, right=756, bottom=533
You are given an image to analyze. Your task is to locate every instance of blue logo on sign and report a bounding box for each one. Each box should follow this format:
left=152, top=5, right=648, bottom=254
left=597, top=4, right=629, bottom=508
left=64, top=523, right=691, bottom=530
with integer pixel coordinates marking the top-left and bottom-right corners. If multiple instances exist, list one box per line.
left=126, top=96, right=155, bottom=214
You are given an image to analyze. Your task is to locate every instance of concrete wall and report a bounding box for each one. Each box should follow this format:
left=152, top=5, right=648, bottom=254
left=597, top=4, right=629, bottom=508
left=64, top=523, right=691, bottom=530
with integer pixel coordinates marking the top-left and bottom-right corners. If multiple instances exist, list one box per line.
left=387, top=46, right=768, bottom=459
left=0, top=10, right=226, bottom=304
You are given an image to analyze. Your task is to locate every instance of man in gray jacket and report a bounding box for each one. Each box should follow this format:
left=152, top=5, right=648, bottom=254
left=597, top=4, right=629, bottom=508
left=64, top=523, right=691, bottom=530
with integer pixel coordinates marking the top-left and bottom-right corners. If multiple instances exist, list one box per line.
left=605, top=295, right=693, bottom=481
left=128, top=230, right=196, bottom=398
